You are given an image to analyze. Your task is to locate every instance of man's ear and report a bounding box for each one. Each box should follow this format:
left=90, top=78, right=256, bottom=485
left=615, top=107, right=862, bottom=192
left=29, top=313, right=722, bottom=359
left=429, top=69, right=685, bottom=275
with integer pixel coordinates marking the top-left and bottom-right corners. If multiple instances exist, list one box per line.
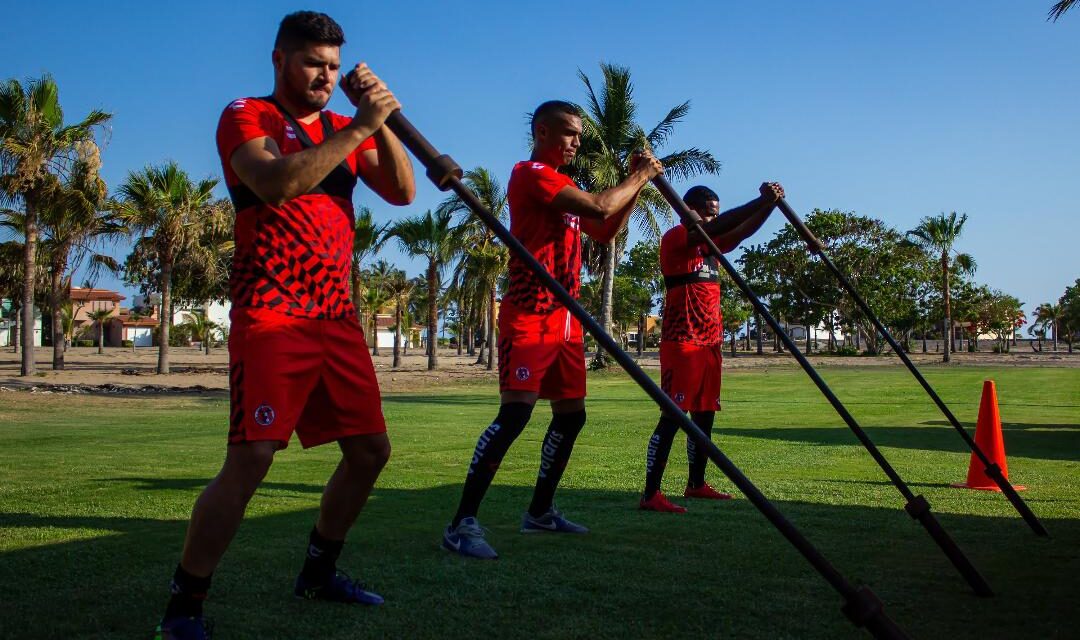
left=271, top=48, right=285, bottom=73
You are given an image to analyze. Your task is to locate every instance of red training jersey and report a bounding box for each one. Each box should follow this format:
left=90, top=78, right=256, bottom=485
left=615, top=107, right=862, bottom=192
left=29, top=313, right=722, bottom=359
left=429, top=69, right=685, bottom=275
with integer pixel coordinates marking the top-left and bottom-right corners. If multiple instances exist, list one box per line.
left=660, top=225, right=722, bottom=345
left=216, top=97, right=377, bottom=320
left=504, top=161, right=581, bottom=313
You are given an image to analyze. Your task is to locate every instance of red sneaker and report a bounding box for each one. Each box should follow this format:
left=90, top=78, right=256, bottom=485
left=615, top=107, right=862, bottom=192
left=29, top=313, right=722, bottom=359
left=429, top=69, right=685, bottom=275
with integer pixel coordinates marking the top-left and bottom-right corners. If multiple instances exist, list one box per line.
left=639, top=491, right=688, bottom=513
left=684, top=483, right=733, bottom=500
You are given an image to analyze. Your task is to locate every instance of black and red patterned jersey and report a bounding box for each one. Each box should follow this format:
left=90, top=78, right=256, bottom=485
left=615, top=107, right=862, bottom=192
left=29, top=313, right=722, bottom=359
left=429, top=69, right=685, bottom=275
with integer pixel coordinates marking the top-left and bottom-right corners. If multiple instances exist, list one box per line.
left=504, top=160, right=581, bottom=313
left=660, top=224, right=722, bottom=345
left=216, top=97, right=377, bottom=320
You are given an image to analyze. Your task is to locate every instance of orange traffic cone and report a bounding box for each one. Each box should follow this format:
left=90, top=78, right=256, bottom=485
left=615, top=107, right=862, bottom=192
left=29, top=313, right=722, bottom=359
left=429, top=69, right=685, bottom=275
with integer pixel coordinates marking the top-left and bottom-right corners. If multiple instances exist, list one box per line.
left=952, top=380, right=1025, bottom=492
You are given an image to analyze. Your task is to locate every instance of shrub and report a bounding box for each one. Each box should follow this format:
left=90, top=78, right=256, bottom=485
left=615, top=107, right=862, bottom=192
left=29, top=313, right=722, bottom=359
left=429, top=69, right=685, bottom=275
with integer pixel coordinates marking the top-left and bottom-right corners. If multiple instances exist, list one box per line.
left=121, top=340, right=133, bottom=348
left=76, top=340, right=94, bottom=348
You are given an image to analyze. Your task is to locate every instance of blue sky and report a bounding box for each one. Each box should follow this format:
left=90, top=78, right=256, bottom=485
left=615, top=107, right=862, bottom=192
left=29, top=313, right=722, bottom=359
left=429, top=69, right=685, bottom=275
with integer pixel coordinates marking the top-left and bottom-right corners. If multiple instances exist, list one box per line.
left=3, top=1, right=1077, bottom=326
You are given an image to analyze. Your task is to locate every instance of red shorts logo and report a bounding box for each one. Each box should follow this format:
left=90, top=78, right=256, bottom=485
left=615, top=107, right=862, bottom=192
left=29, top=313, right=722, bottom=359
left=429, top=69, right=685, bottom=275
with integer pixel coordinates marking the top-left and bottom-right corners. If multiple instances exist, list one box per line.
left=516, top=366, right=531, bottom=381
left=674, top=392, right=685, bottom=403
left=254, top=404, right=276, bottom=427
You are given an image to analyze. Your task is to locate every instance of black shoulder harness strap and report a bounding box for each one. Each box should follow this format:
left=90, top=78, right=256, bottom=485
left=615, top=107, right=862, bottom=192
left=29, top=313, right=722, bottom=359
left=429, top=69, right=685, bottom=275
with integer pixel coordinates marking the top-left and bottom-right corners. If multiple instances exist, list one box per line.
left=226, top=96, right=359, bottom=212
left=664, top=254, right=721, bottom=290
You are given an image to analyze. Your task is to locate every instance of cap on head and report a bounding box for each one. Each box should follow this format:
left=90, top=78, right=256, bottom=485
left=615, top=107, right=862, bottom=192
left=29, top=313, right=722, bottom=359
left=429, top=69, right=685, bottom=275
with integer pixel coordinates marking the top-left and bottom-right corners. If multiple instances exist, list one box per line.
left=274, top=11, right=345, bottom=52
left=683, top=185, right=719, bottom=210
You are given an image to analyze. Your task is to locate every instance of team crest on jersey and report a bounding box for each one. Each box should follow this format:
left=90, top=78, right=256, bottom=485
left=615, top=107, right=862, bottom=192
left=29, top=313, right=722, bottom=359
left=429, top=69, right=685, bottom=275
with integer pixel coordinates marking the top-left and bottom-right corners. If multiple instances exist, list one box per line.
left=563, top=212, right=580, bottom=230
left=516, top=366, right=531, bottom=381
left=229, top=99, right=247, bottom=110
left=254, top=404, right=276, bottom=427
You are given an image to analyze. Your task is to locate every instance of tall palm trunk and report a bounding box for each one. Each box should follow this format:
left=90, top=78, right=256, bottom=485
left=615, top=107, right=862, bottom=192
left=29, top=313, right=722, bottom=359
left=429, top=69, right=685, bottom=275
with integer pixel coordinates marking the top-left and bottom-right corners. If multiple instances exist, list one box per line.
left=427, top=260, right=438, bottom=371
left=630, top=312, right=639, bottom=356
left=487, top=287, right=496, bottom=371
left=158, top=253, right=172, bottom=374
left=371, top=312, right=380, bottom=356
left=755, top=312, right=763, bottom=355
left=20, top=199, right=38, bottom=376
left=600, top=244, right=615, bottom=336
left=97, top=322, right=104, bottom=354
left=941, top=254, right=951, bottom=363
left=475, top=312, right=487, bottom=365
left=457, top=297, right=465, bottom=356
left=392, top=299, right=403, bottom=368
left=50, top=253, right=66, bottom=370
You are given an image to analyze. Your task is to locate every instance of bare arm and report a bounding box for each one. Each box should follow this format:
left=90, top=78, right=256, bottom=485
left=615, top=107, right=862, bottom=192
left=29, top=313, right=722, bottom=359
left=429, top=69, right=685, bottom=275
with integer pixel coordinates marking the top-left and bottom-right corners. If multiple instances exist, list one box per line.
left=691, top=182, right=784, bottom=252
left=230, top=62, right=403, bottom=207
left=345, top=65, right=415, bottom=206
left=580, top=186, right=641, bottom=243
left=229, top=126, right=374, bottom=207
left=550, top=151, right=663, bottom=222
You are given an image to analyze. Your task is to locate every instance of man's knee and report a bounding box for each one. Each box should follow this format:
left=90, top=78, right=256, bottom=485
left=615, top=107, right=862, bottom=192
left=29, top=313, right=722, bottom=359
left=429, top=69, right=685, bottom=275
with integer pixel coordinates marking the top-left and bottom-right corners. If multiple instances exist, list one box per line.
left=341, top=433, right=392, bottom=472
left=220, top=441, right=278, bottom=494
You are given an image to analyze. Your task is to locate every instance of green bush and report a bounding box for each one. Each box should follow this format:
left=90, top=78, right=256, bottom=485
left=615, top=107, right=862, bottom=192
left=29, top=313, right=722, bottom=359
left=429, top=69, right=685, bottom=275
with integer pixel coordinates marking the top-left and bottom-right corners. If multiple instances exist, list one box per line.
left=76, top=340, right=94, bottom=348
left=828, top=345, right=860, bottom=356
left=121, top=340, right=133, bottom=348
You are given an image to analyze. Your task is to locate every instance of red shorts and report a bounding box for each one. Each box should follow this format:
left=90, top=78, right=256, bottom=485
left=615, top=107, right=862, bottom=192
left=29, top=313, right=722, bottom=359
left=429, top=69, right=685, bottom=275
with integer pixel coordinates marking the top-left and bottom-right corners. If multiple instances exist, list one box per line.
left=660, top=340, right=723, bottom=412
left=227, top=307, right=386, bottom=449
left=498, top=302, right=586, bottom=400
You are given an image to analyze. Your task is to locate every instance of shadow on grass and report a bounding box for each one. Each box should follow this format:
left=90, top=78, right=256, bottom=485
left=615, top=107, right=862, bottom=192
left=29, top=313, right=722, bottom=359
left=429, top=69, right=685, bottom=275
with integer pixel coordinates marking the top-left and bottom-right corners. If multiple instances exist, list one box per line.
left=716, top=423, right=1080, bottom=462
left=1, top=482, right=1078, bottom=640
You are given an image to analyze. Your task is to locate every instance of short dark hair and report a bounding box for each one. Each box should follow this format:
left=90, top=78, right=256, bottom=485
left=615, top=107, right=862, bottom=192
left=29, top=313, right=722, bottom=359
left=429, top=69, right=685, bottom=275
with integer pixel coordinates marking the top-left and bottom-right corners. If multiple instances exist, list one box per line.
left=531, top=100, right=581, bottom=135
left=683, top=185, right=719, bottom=209
left=274, top=11, right=345, bottom=52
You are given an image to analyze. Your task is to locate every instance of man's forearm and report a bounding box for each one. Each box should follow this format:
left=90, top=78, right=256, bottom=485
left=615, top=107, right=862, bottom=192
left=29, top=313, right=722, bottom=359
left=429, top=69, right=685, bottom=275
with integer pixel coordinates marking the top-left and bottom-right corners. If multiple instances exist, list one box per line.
left=594, top=169, right=651, bottom=219
left=256, top=125, right=372, bottom=205
left=693, top=197, right=776, bottom=251
left=365, top=126, right=415, bottom=205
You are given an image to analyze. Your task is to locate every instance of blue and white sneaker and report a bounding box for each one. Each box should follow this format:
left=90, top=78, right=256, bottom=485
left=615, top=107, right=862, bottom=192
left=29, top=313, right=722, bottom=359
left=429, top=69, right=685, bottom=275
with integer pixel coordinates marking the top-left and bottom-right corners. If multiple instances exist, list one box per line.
left=294, top=570, right=384, bottom=605
left=520, top=506, right=589, bottom=534
left=442, top=516, right=499, bottom=560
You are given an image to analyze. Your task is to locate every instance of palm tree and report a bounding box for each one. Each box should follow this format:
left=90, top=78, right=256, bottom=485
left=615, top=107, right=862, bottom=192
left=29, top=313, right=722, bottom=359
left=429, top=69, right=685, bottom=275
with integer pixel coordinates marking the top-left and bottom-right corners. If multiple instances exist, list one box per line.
left=1049, top=0, right=1076, bottom=21
left=569, top=63, right=721, bottom=366
left=112, top=161, right=217, bottom=374
left=0, top=74, right=111, bottom=375
left=438, top=166, right=510, bottom=362
left=351, top=206, right=390, bottom=312
left=391, top=209, right=462, bottom=370
left=907, top=212, right=977, bottom=363
left=38, top=143, right=123, bottom=369
left=359, top=282, right=390, bottom=356
left=86, top=308, right=112, bottom=354
left=1033, top=302, right=1061, bottom=352
left=383, top=269, right=414, bottom=368
left=182, top=310, right=219, bottom=355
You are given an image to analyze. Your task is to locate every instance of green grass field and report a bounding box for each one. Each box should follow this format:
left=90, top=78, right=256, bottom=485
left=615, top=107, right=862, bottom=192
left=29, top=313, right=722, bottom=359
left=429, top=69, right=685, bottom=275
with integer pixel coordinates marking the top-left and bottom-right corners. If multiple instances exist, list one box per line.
left=1, top=365, right=1078, bottom=639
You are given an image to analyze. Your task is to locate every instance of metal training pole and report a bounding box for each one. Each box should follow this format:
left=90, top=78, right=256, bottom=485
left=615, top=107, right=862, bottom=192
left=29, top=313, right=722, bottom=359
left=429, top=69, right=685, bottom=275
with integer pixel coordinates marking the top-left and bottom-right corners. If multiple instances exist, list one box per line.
left=375, top=106, right=909, bottom=638
left=650, top=176, right=994, bottom=597
left=775, top=198, right=1049, bottom=538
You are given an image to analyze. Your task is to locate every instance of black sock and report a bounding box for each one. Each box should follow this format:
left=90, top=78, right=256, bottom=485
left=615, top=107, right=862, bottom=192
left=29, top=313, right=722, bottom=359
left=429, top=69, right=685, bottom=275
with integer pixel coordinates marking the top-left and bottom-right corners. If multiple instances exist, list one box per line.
left=300, top=526, right=344, bottom=584
left=452, top=401, right=534, bottom=527
left=164, top=564, right=212, bottom=620
left=644, top=415, right=680, bottom=499
left=687, top=411, right=716, bottom=488
left=528, top=409, right=586, bottom=517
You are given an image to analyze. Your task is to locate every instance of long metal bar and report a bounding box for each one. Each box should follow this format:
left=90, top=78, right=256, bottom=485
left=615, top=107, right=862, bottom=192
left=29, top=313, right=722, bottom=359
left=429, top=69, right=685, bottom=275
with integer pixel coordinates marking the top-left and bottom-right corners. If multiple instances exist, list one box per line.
left=650, top=176, right=993, bottom=597
left=376, top=106, right=909, bottom=638
left=775, top=198, right=1048, bottom=537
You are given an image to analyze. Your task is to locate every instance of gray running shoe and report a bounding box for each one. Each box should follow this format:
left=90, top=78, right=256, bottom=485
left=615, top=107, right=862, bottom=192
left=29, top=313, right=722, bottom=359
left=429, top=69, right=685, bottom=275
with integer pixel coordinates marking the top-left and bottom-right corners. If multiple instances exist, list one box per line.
left=520, top=506, right=589, bottom=534
left=442, top=517, right=498, bottom=560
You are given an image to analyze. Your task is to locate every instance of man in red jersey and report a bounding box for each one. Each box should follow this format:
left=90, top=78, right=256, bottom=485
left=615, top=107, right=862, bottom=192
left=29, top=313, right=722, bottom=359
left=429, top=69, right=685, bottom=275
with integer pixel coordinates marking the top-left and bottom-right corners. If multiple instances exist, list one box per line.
left=441, top=100, right=664, bottom=559
left=640, top=182, right=784, bottom=513
left=156, top=11, right=414, bottom=639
